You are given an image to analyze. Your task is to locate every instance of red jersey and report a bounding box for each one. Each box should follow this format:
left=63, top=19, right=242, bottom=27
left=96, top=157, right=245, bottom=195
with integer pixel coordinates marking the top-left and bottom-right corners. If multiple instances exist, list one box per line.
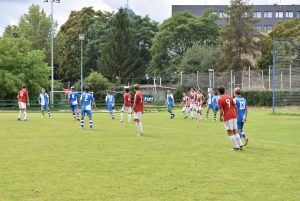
left=190, top=92, right=197, bottom=104
left=196, top=93, right=204, bottom=106
left=218, top=95, right=237, bottom=121
left=133, top=91, right=144, bottom=112
left=18, top=89, right=28, bottom=103
left=124, top=92, right=132, bottom=107
left=183, top=96, right=190, bottom=107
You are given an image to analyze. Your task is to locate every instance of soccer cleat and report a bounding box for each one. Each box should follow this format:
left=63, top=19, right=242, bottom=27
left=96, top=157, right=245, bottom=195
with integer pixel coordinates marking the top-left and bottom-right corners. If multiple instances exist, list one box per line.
left=23, top=119, right=28, bottom=122
left=232, top=147, right=240, bottom=151
left=17, top=118, right=21, bottom=121
left=119, top=120, right=123, bottom=123
left=184, top=116, right=187, bottom=119
left=138, top=133, right=143, bottom=136
left=244, top=138, right=249, bottom=146
left=239, top=146, right=244, bottom=151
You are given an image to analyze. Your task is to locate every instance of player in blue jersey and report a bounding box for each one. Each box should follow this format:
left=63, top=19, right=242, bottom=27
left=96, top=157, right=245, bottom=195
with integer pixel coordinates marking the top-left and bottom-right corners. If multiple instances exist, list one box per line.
left=165, top=89, right=175, bottom=119
left=68, top=86, right=80, bottom=120
left=38, top=88, right=51, bottom=118
left=234, top=88, right=249, bottom=146
left=206, top=88, right=214, bottom=120
left=211, top=90, right=220, bottom=122
left=80, top=86, right=96, bottom=129
left=105, top=91, right=115, bottom=120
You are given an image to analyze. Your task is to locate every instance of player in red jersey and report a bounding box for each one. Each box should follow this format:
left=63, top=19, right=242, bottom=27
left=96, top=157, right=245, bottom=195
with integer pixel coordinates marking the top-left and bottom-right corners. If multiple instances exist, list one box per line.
left=132, top=84, right=144, bottom=136
left=120, top=88, right=132, bottom=123
left=196, top=89, right=205, bottom=122
left=189, top=88, right=197, bottom=119
left=218, top=87, right=244, bottom=151
left=17, top=85, right=30, bottom=121
left=181, top=92, right=190, bottom=119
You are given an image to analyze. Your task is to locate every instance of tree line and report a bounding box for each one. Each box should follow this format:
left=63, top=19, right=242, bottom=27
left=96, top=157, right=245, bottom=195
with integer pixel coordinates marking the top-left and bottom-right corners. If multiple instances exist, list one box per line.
left=0, top=0, right=299, bottom=99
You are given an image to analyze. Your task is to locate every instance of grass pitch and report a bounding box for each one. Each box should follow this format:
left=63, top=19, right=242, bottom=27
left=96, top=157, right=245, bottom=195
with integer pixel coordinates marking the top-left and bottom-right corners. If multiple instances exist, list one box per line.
left=0, top=108, right=299, bottom=201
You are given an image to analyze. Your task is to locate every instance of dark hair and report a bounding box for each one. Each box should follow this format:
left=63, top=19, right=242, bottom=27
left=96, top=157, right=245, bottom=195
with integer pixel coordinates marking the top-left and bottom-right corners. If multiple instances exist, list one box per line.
left=22, top=85, right=26, bottom=89
left=134, top=84, right=140, bottom=90
left=235, top=88, right=242, bottom=95
left=85, top=86, right=90, bottom=92
left=125, top=88, right=129, bottom=93
left=218, top=87, right=225, bottom=95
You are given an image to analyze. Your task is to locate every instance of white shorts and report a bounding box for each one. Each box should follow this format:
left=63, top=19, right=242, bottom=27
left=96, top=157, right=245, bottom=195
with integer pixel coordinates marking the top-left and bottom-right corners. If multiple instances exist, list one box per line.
left=18, top=102, right=26, bottom=109
left=134, top=112, right=142, bottom=120
left=183, top=107, right=190, bottom=113
left=122, top=106, right=132, bottom=114
left=224, top=119, right=238, bottom=131
left=197, top=106, right=202, bottom=111
left=190, top=103, right=197, bottom=110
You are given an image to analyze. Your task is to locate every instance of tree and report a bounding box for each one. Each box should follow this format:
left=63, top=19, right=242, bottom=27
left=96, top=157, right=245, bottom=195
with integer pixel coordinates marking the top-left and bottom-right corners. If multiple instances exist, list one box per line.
left=180, top=43, right=220, bottom=73
left=0, top=37, right=49, bottom=99
left=57, top=7, right=102, bottom=82
left=256, top=34, right=272, bottom=69
left=149, top=9, right=219, bottom=78
left=219, top=0, right=258, bottom=71
left=85, top=71, right=111, bottom=100
left=100, top=8, right=143, bottom=84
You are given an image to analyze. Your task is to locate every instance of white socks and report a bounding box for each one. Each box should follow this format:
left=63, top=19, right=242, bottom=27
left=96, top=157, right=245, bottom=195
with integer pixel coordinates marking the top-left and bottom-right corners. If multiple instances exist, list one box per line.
left=234, top=134, right=243, bottom=147
left=18, top=111, right=21, bottom=118
left=120, top=112, right=124, bottom=121
left=136, top=122, right=142, bottom=134
left=229, top=135, right=239, bottom=148
left=128, top=114, right=131, bottom=122
left=24, top=112, right=27, bottom=120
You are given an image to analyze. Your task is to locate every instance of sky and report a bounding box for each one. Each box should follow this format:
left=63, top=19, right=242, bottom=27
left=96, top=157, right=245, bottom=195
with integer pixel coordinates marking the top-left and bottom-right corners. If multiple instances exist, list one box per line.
left=0, top=0, right=298, bottom=35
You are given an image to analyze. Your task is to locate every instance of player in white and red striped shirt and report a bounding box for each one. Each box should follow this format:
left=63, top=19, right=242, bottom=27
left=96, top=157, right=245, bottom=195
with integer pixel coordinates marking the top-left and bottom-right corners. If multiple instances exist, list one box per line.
left=189, top=88, right=197, bottom=119
left=196, top=89, right=205, bottom=122
left=181, top=92, right=190, bottom=119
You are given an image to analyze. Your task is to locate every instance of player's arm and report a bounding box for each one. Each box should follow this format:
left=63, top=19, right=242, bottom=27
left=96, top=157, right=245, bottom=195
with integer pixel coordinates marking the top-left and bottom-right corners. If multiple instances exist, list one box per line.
left=219, top=108, right=224, bottom=122
left=172, top=95, right=175, bottom=106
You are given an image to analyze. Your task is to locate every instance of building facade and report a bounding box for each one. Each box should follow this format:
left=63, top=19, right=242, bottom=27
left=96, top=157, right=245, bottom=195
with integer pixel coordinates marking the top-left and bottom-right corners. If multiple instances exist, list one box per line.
left=172, top=5, right=300, bottom=32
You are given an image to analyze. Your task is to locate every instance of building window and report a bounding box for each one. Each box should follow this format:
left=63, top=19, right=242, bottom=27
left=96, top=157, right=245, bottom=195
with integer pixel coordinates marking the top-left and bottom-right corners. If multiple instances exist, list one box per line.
left=255, top=25, right=262, bottom=32
left=253, top=11, right=262, bottom=18
left=264, top=25, right=273, bottom=31
left=285, top=11, right=294, bottom=18
left=264, top=11, right=273, bottom=18
left=296, top=11, right=300, bottom=19
left=219, top=11, right=224, bottom=18
left=275, top=11, right=284, bottom=18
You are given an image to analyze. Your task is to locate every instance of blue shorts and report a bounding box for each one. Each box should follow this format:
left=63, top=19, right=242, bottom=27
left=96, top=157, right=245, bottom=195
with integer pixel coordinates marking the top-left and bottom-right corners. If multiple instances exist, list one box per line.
left=237, top=122, right=244, bottom=132
left=81, top=110, right=92, bottom=117
left=70, top=104, right=79, bottom=110
left=41, top=105, right=49, bottom=110
left=108, top=105, right=114, bottom=112
left=212, top=106, right=218, bottom=112
left=207, top=104, right=214, bottom=109
left=167, top=104, right=173, bottom=110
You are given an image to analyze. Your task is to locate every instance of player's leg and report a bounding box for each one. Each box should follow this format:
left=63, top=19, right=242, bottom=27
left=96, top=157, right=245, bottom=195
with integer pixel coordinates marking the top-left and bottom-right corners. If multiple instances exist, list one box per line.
left=71, top=105, right=76, bottom=120
left=23, top=106, right=28, bottom=121
left=198, top=107, right=203, bottom=121
left=120, top=106, right=124, bottom=122
left=225, top=120, right=240, bottom=150
left=88, top=110, right=93, bottom=129
left=46, top=105, right=51, bottom=118
left=80, top=110, right=85, bottom=128
left=183, top=107, right=187, bottom=119
left=169, top=106, right=175, bottom=119
left=134, top=112, right=142, bottom=136
left=206, top=106, right=210, bottom=119
left=111, top=105, right=115, bottom=120
left=41, top=105, right=45, bottom=117
left=17, top=103, right=22, bottom=120
left=127, top=107, right=132, bottom=122
left=240, top=122, right=248, bottom=146
left=190, top=107, right=193, bottom=119
left=233, top=119, right=243, bottom=149
left=74, top=105, right=80, bottom=120
left=213, top=108, right=218, bottom=121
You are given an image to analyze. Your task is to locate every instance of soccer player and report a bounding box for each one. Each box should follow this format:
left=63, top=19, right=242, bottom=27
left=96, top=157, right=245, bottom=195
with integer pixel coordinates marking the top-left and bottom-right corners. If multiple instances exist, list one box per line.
left=132, top=84, right=144, bottom=136
left=189, top=88, right=197, bottom=119
left=120, top=88, right=132, bottom=123
left=80, top=86, right=96, bottom=129
left=181, top=92, right=190, bottom=119
left=68, top=86, right=80, bottom=120
left=38, top=88, right=51, bottom=118
left=206, top=88, right=214, bottom=120
left=211, top=90, right=220, bottom=122
left=234, top=87, right=249, bottom=146
left=196, top=89, right=205, bottom=122
left=17, top=85, right=30, bottom=121
left=165, top=89, right=175, bottom=119
left=218, top=87, right=244, bottom=151
left=105, top=91, right=115, bottom=120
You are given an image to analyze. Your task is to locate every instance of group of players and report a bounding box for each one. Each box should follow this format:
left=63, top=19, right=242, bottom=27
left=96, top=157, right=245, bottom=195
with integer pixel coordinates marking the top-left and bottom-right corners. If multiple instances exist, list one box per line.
left=16, top=83, right=248, bottom=150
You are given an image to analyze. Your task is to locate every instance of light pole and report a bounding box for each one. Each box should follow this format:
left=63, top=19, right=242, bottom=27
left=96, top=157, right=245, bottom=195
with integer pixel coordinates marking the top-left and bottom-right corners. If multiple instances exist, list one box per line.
left=79, top=34, right=85, bottom=94
left=44, top=0, right=60, bottom=106
left=208, top=69, right=214, bottom=88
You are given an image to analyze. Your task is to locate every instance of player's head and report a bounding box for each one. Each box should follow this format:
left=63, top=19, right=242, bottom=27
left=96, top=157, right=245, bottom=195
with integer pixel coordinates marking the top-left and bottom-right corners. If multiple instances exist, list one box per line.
left=167, top=89, right=171, bottom=94
left=208, top=88, right=213, bottom=93
left=41, top=88, right=45, bottom=93
left=134, top=84, right=140, bottom=91
left=22, top=84, right=26, bottom=89
left=183, top=92, right=186, bottom=96
left=71, top=86, right=75, bottom=91
left=213, top=90, right=218, bottom=96
left=197, top=89, right=201, bottom=93
left=107, top=90, right=111, bottom=95
left=190, top=88, right=194, bottom=92
left=125, top=88, right=129, bottom=93
left=234, top=87, right=242, bottom=96
left=218, top=87, right=225, bottom=95
left=85, top=86, right=90, bottom=92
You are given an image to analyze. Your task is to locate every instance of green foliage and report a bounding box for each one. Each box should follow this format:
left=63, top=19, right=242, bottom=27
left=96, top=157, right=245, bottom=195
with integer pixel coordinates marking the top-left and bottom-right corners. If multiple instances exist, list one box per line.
left=256, top=34, right=272, bottom=69
left=173, top=87, right=184, bottom=102
left=149, top=9, right=219, bottom=78
left=270, top=19, right=300, bottom=37
left=219, top=0, right=258, bottom=71
left=180, top=43, right=220, bottom=73
left=0, top=37, right=49, bottom=99
left=85, top=71, right=111, bottom=100
left=101, top=8, right=143, bottom=84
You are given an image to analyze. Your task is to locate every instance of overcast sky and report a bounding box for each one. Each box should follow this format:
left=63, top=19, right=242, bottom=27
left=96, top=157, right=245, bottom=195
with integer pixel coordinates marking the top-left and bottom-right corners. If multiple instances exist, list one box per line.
left=0, top=0, right=298, bottom=35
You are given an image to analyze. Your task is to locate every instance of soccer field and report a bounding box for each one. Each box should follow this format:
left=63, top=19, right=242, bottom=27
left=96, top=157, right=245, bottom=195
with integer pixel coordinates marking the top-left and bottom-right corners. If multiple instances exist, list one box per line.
left=0, top=109, right=299, bottom=201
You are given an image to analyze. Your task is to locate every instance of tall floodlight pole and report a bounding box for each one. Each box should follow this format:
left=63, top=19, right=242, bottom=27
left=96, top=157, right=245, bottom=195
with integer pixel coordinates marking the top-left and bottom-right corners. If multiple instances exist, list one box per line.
left=79, top=34, right=85, bottom=94
left=208, top=69, right=214, bottom=88
left=44, top=0, right=60, bottom=106
left=272, top=37, right=276, bottom=113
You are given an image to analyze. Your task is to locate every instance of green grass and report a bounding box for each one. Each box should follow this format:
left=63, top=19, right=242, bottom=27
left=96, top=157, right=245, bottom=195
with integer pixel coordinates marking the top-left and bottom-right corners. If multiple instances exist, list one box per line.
left=0, top=108, right=299, bottom=201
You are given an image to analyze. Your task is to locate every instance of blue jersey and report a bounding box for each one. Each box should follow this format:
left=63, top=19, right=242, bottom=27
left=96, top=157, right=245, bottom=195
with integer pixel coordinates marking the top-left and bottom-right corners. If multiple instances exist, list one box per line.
left=234, top=96, right=247, bottom=122
left=106, top=95, right=114, bottom=106
left=68, top=91, right=79, bottom=105
left=207, top=93, right=213, bottom=105
left=167, top=94, right=174, bottom=105
left=80, top=92, right=94, bottom=111
left=39, top=93, right=49, bottom=106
